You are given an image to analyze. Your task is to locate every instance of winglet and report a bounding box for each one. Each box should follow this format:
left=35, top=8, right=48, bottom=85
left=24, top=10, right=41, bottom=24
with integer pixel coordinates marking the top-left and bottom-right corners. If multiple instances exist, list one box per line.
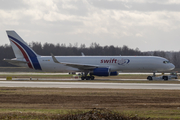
left=51, top=53, right=60, bottom=63
left=81, top=52, right=85, bottom=56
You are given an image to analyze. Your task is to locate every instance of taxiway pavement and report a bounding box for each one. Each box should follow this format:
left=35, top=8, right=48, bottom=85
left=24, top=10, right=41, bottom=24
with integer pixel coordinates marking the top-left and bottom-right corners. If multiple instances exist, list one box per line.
left=0, top=81, right=180, bottom=89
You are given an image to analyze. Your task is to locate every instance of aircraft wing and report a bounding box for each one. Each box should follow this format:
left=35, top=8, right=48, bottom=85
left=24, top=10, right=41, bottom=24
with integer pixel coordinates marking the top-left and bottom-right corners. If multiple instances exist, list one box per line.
left=51, top=54, right=100, bottom=70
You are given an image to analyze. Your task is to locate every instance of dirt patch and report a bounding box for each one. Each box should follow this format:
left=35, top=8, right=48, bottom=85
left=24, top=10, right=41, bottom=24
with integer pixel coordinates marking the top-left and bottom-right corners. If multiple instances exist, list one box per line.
left=0, top=88, right=180, bottom=110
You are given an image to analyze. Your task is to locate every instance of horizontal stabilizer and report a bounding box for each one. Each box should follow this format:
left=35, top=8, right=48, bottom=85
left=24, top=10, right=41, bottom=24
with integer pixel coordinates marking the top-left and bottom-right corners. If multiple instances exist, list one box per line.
left=3, top=58, right=27, bottom=64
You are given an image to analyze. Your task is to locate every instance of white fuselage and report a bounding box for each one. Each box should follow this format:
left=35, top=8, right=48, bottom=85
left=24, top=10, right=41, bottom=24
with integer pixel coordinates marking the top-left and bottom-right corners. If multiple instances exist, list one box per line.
left=5, top=31, right=175, bottom=74
left=18, top=56, right=175, bottom=72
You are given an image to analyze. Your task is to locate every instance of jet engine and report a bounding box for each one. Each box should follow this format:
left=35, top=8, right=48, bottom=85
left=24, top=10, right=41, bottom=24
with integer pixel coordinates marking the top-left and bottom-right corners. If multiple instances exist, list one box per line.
left=91, top=68, right=118, bottom=76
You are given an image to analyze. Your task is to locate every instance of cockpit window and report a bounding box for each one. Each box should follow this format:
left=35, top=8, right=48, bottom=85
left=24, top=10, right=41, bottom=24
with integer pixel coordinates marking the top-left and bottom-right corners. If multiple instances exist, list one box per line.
left=163, top=61, right=170, bottom=64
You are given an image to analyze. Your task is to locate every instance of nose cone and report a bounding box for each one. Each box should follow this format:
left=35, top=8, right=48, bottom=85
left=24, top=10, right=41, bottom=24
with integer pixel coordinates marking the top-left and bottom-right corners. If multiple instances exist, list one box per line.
left=169, top=63, right=175, bottom=70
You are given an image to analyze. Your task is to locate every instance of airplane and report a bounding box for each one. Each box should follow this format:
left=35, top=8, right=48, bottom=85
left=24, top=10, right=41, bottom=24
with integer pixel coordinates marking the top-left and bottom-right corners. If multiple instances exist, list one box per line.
left=4, top=31, right=175, bottom=80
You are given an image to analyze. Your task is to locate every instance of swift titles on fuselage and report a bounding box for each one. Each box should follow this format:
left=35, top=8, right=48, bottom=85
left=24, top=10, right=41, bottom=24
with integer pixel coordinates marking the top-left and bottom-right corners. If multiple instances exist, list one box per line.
left=100, top=58, right=130, bottom=65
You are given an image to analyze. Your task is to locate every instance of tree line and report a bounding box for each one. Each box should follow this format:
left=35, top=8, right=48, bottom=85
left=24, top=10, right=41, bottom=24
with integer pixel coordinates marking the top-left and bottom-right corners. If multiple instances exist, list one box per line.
left=0, top=42, right=180, bottom=68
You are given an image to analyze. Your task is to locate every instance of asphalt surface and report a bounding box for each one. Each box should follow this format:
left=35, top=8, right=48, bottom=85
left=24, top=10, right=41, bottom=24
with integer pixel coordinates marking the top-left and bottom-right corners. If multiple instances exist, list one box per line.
left=0, top=81, right=180, bottom=89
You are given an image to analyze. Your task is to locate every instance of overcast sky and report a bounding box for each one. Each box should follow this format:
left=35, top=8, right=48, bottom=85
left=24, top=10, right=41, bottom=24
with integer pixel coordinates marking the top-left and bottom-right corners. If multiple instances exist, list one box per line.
left=1, top=0, right=180, bottom=51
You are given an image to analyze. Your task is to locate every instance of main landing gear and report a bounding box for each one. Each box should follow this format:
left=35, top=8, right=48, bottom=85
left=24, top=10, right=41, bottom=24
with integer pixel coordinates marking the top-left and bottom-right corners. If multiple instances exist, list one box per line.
left=81, top=76, right=95, bottom=80
left=81, top=72, right=95, bottom=80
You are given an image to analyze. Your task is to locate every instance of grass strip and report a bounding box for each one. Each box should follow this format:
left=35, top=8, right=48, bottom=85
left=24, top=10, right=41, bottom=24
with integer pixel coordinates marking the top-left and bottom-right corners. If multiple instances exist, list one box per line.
left=0, top=108, right=150, bottom=120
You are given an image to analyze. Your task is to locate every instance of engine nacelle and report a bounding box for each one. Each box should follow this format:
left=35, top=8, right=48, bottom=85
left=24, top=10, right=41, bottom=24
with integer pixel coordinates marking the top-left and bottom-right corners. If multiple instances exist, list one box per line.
left=91, top=68, right=118, bottom=76
left=92, top=68, right=109, bottom=76
left=110, top=71, right=118, bottom=76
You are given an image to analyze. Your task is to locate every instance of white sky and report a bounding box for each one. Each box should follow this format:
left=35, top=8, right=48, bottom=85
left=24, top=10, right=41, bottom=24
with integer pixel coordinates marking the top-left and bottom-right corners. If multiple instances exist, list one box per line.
left=0, top=0, right=180, bottom=51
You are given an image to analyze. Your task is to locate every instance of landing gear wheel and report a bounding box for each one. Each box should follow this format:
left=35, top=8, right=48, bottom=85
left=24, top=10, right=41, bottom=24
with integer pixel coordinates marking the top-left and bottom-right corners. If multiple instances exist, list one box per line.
left=86, top=76, right=90, bottom=80
left=163, top=76, right=168, bottom=81
left=147, top=76, right=153, bottom=81
left=81, top=76, right=85, bottom=80
left=90, top=76, right=95, bottom=80
left=81, top=72, right=95, bottom=80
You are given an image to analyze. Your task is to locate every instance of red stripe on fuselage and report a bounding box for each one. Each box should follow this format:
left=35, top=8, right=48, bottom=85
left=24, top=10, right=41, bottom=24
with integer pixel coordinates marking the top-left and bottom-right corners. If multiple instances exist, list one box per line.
left=11, top=40, right=33, bottom=69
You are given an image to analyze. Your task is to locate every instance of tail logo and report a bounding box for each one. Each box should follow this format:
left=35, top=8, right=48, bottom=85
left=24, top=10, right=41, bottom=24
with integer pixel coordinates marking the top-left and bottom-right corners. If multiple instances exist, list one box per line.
left=8, top=35, right=42, bottom=70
